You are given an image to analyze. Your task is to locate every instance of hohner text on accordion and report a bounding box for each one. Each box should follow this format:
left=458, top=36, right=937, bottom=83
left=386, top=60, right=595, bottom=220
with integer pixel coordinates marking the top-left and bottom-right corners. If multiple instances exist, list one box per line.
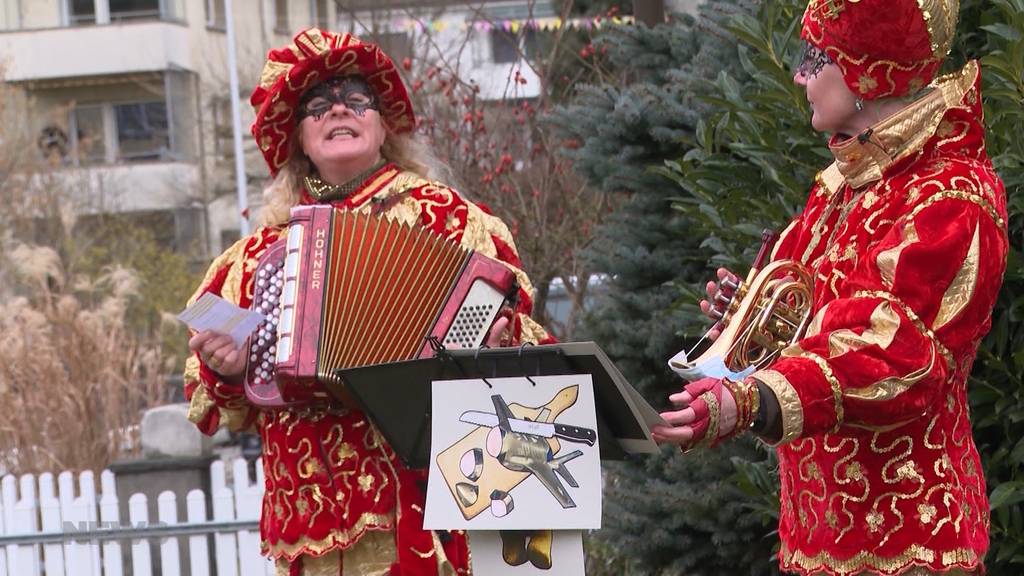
left=312, top=226, right=326, bottom=291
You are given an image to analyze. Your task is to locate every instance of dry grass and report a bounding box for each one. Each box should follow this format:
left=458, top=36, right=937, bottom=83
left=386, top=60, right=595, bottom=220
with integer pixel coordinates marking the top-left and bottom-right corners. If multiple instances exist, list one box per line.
left=0, top=246, right=169, bottom=475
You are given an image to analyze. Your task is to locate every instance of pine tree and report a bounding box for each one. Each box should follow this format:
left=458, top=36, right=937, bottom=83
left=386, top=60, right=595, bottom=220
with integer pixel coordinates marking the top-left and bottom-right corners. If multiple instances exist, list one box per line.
left=550, top=2, right=782, bottom=574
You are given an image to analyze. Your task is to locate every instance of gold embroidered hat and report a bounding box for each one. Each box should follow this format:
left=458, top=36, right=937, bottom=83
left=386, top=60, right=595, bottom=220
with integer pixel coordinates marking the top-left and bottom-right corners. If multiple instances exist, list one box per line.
left=801, top=0, right=960, bottom=99
left=250, top=28, right=416, bottom=175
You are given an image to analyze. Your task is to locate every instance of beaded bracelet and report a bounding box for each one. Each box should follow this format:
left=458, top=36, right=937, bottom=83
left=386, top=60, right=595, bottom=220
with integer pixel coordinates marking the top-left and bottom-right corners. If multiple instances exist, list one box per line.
left=722, top=377, right=761, bottom=433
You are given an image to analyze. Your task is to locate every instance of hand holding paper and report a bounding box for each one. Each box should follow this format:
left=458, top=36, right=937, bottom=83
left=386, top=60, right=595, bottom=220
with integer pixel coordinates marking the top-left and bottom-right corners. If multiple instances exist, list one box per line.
left=177, top=293, right=264, bottom=347
left=178, top=293, right=264, bottom=377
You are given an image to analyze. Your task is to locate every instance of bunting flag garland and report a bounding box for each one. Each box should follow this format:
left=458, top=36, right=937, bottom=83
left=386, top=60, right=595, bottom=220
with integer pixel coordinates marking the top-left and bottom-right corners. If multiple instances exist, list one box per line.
left=385, top=15, right=635, bottom=34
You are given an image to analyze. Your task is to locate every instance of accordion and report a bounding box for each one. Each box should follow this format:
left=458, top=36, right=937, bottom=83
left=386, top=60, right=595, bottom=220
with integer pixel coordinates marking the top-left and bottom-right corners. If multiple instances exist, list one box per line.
left=244, top=205, right=518, bottom=408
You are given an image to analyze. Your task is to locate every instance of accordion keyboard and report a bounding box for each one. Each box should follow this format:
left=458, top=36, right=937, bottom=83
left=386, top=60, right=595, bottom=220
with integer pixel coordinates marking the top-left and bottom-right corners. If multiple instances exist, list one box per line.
left=245, top=243, right=289, bottom=406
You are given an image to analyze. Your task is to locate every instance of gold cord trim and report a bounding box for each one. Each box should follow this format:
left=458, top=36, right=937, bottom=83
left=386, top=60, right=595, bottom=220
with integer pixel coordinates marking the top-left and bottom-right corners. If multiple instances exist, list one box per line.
left=908, top=189, right=1005, bottom=230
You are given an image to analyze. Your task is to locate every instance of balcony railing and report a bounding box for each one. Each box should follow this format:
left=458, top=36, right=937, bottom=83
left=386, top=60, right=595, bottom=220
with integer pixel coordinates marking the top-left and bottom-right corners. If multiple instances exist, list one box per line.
left=0, top=0, right=185, bottom=32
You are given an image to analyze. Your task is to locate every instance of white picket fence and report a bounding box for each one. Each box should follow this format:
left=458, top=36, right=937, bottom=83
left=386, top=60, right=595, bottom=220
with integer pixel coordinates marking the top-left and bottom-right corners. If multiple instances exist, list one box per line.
left=0, top=458, right=275, bottom=576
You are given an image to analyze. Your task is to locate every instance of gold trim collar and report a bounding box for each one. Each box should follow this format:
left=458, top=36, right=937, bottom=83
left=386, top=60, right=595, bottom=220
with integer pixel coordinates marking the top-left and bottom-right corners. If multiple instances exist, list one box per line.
left=828, top=60, right=979, bottom=190
left=304, top=159, right=389, bottom=202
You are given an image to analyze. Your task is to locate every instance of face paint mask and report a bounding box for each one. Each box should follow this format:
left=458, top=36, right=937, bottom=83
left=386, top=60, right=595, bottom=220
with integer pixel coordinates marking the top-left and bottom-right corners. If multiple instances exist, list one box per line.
left=297, top=76, right=380, bottom=122
left=795, top=41, right=833, bottom=78
left=667, top=348, right=756, bottom=382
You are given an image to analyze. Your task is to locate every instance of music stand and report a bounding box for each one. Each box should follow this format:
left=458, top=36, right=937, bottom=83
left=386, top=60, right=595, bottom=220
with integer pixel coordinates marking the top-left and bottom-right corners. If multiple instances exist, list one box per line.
left=335, top=342, right=665, bottom=469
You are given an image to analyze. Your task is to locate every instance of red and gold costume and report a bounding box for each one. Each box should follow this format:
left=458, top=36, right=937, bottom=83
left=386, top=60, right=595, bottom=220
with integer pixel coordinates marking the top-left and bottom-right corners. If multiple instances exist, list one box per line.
left=732, top=4, right=1009, bottom=573
left=746, top=8, right=1008, bottom=571
left=183, top=28, right=551, bottom=576
left=184, top=163, right=551, bottom=575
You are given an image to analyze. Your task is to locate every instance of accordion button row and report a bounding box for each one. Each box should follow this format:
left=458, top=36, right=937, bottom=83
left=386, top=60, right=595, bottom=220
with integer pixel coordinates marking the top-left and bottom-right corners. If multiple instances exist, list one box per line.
left=250, top=260, right=285, bottom=386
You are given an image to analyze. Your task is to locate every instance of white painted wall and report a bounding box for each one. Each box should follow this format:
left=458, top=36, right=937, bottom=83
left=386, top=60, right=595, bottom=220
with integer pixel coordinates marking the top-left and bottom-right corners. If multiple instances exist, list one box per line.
left=37, top=162, right=202, bottom=213
left=0, top=1, right=19, bottom=31
left=20, top=0, right=61, bottom=29
left=0, top=21, right=193, bottom=81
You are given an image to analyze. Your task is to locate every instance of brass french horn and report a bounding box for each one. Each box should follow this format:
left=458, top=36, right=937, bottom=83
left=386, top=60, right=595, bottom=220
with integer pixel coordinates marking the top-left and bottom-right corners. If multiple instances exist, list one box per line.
left=670, top=231, right=815, bottom=379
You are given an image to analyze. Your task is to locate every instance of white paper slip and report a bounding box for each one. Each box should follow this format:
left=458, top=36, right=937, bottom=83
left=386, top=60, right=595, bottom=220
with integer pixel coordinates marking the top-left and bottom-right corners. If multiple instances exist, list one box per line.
left=177, top=293, right=265, bottom=347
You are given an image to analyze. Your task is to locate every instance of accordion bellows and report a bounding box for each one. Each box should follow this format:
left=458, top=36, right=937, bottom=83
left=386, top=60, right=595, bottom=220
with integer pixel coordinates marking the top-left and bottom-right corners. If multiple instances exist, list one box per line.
left=245, top=206, right=518, bottom=408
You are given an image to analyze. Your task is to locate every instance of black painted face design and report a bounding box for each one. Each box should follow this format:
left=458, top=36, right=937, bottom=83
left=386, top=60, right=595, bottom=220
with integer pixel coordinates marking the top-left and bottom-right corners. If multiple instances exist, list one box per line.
left=297, top=76, right=380, bottom=122
left=796, top=41, right=833, bottom=79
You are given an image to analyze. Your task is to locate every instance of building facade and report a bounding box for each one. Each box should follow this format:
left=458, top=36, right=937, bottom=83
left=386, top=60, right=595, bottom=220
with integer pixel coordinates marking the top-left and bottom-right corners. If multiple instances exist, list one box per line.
left=1, top=0, right=693, bottom=259
left=0, top=0, right=341, bottom=258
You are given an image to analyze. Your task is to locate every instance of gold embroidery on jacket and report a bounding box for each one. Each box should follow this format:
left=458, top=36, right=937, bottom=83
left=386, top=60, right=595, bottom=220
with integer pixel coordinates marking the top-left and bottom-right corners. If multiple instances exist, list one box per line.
left=263, top=512, right=395, bottom=559
left=782, top=543, right=979, bottom=575
left=862, top=211, right=893, bottom=235
left=461, top=202, right=538, bottom=304
left=819, top=163, right=846, bottom=197
left=794, top=439, right=826, bottom=533
left=869, top=433, right=924, bottom=546
left=801, top=191, right=844, bottom=264
left=824, top=436, right=868, bottom=542
left=289, top=438, right=319, bottom=480
left=908, top=189, right=1004, bottom=229
left=298, top=484, right=326, bottom=527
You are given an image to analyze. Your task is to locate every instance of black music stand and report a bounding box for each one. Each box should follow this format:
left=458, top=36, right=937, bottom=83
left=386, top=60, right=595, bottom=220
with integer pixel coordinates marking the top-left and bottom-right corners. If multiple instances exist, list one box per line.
left=335, top=342, right=665, bottom=469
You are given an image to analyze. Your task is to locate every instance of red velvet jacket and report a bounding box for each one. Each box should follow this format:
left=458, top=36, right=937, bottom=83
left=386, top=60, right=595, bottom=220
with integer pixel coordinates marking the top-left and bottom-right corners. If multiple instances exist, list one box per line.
left=182, top=163, right=551, bottom=574
left=751, top=62, right=1007, bottom=575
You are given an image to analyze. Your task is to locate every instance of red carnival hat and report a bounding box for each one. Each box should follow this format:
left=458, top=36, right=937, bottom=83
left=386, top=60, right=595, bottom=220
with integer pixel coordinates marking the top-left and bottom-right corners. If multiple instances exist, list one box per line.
left=801, top=0, right=960, bottom=100
left=250, top=28, right=416, bottom=175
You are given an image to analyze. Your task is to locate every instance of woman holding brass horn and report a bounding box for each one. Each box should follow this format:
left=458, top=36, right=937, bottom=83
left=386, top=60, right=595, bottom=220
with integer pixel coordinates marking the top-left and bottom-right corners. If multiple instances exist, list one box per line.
left=653, top=1, right=1007, bottom=574
left=184, top=28, right=550, bottom=575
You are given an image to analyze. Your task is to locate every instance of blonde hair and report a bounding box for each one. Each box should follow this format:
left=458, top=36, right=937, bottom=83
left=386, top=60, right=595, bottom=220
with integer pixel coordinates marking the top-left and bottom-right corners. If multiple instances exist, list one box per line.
left=259, top=125, right=455, bottom=228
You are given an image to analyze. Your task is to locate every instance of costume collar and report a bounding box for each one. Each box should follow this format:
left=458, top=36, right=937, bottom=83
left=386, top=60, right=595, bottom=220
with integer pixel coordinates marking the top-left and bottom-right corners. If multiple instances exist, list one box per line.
left=300, top=161, right=400, bottom=207
left=826, top=60, right=979, bottom=191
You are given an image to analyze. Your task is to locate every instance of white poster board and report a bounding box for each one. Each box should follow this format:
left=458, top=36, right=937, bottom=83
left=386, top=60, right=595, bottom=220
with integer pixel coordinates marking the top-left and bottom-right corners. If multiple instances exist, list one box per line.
left=424, top=374, right=602, bottom=530
left=468, top=530, right=585, bottom=576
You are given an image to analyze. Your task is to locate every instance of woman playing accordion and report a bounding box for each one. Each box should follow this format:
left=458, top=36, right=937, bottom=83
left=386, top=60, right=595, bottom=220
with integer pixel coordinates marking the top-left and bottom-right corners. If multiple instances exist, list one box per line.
left=183, top=28, right=551, bottom=575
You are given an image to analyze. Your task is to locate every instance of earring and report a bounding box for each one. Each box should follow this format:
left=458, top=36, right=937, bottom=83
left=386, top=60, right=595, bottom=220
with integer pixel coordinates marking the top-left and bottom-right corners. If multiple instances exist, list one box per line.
left=855, top=98, right=864, bottom=112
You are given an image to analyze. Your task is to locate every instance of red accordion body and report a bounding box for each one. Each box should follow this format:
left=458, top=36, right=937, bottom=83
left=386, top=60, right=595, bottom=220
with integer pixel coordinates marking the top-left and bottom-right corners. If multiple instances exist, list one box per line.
left=245, top=205, right=518, bottom=407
